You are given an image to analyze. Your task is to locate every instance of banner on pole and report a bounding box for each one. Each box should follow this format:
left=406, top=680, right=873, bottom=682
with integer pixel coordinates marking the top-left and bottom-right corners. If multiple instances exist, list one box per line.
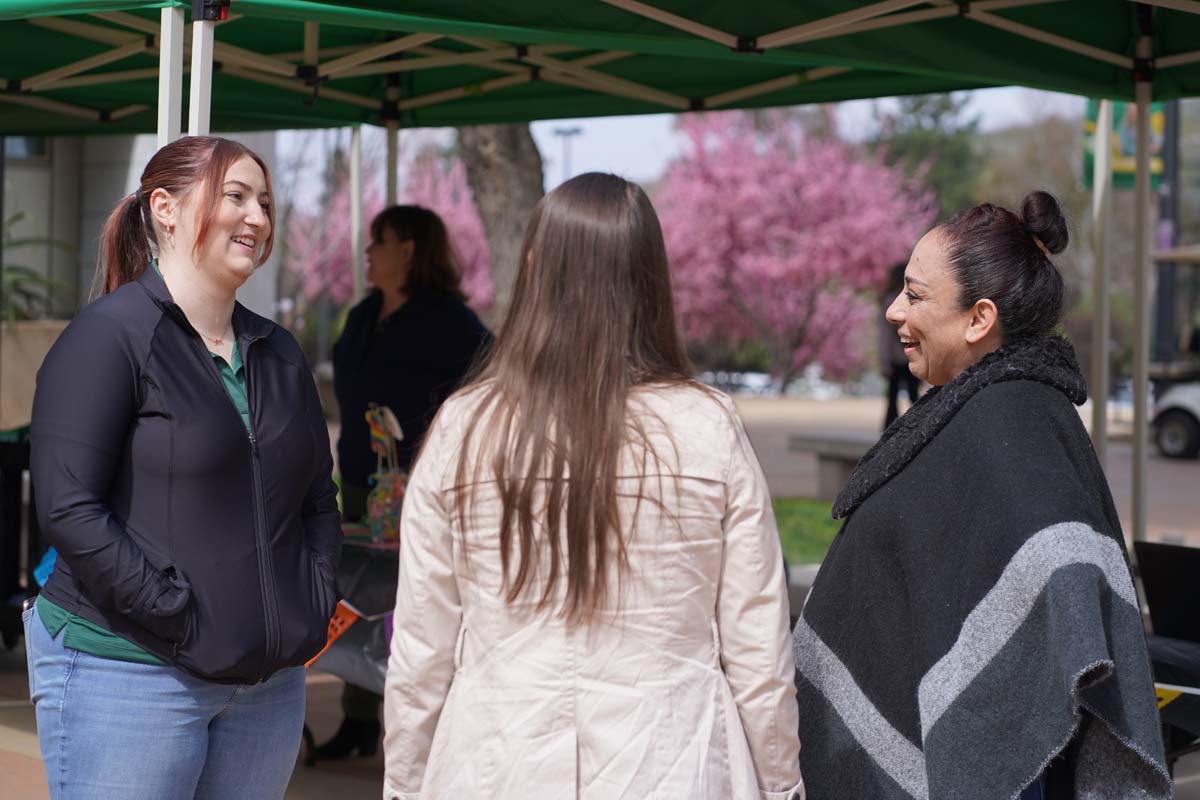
left=1083, top=99, right=1164, bottom=190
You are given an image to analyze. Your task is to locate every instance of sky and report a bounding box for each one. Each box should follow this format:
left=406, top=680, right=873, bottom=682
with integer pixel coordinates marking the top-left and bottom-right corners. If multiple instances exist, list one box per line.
left=528, top=87, right=1087, bottom=189
left=279, top=86, right=1087, bottom=211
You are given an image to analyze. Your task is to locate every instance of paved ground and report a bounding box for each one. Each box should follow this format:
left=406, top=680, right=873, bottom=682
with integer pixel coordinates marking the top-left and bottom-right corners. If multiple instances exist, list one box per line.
left=1, top=395, right=1197, bottom=797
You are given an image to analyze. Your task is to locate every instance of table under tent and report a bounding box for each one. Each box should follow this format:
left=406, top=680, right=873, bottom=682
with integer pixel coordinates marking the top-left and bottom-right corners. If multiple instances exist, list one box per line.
left=3, top=0, right=1200, bottom=771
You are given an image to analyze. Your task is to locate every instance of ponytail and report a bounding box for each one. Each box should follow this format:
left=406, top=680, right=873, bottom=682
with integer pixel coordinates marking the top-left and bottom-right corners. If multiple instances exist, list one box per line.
left=94, top=193, right=152, bottom=298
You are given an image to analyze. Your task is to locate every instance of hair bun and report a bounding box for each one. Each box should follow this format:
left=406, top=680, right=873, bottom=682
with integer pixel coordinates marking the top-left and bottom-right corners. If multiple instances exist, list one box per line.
left=1020, top=190, right=1068, bottom=255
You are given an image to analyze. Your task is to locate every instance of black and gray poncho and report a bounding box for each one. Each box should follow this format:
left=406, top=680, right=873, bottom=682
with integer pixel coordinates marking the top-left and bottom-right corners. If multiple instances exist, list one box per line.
left=793, top=337, right=1170, bottom=799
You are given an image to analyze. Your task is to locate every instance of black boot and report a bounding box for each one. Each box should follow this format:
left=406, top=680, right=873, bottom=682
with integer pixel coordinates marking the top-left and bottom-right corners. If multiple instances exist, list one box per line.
left=311, top=717, right=381, bottom=761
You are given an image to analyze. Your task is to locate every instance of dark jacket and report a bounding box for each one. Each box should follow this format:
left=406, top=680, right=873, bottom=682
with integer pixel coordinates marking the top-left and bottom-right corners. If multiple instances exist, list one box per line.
left=31, top=268, right=341, bottom=684
left=332, top=288, right=491, bottom=485
left=794, top=338, right=1169, bottom=799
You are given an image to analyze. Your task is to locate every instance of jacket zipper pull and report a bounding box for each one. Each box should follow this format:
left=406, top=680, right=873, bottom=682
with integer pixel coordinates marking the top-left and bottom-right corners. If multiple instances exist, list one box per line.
left=248, top=431, right=258, bottom=453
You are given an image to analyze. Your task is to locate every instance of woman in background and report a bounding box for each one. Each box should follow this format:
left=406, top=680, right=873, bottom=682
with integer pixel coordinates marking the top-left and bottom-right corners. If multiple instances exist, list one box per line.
left=320, top=205, right=491, bottom=760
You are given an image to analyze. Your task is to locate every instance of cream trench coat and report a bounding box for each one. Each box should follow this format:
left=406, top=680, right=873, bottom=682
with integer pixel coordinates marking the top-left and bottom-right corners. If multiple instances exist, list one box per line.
left=382, top=384, right=803, bottom=800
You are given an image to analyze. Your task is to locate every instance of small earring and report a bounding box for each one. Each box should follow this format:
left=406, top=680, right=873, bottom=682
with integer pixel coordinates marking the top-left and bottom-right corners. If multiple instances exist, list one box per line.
left=167, top=225, right=176, bottom=249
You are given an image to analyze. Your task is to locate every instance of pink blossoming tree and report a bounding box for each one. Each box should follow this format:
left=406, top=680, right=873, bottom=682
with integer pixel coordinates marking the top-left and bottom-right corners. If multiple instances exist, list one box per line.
left=404, top=151, right=494, bottom=311
left=656, top=110, right=935, bottom=387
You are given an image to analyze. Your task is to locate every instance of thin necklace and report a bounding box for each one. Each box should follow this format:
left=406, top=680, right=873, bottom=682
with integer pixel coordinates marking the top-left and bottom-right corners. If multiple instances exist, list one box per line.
left=195, top=323, right=232, bottom=346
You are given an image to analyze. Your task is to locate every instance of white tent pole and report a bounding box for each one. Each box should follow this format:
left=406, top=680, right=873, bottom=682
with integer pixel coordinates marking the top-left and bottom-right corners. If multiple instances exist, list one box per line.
left=350, top=126, right=365, bottom=301
left=385, top=86, right=399, bottom=206
left=1090, top=99, right=1113, bottom=465
left=385, top=122, right=398, bottom=204
left=187, top=19, right=214, bottom=135
left=1132, top=36, right=1153, bottom=543
left=157, top=7, right=184, bottom=147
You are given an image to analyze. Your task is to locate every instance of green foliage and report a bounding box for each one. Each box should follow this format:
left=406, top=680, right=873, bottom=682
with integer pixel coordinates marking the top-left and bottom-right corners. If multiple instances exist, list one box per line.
left=2, top=212, right=73, bottom=324
left=686, top=338, right=773, bottom=373
left=774, top=497, right=840, bottom=565
left=871, top=93, right=982, bottom=222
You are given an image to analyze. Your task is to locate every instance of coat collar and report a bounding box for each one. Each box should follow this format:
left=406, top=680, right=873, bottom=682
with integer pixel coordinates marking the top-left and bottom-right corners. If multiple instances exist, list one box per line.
left=137, top=264, right=274, bottom=345
left=832, top=336, right=1088, bottom=519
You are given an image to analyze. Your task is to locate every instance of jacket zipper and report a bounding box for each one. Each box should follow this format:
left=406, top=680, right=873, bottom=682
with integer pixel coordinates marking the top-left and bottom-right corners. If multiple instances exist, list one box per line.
left=248, top=428, right=281, bottom=681
left=241, top=340, right=281, bottom=682
left=193, top=331, right=280, bottom=682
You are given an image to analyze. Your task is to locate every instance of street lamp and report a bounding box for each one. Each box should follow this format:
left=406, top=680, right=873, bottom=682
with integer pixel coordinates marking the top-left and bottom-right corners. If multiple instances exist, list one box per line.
left=552, top=125, right=583, bottom=185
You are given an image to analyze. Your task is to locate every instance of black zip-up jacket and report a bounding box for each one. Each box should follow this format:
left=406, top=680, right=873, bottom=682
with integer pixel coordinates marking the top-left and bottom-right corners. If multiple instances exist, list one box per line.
left=31, top=268, right=341, bottom=683
left=333, top=288, right=491, bottom=485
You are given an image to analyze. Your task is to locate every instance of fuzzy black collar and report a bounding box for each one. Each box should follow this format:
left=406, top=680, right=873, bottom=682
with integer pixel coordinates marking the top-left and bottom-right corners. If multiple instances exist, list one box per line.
left=832, top=336, right=1088, bottom=519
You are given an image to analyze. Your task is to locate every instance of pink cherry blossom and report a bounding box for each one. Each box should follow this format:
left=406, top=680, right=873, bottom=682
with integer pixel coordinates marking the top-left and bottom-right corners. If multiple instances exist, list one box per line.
left=656, top=110, right=935, bottom=383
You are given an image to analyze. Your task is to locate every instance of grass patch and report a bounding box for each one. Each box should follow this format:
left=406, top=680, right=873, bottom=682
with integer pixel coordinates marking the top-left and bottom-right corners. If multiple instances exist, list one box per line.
left=774, top=498, right=840, bottom=565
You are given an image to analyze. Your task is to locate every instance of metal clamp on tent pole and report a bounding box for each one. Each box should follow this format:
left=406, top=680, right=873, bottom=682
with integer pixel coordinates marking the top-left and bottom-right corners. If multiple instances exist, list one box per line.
left=957, top=2, right=971, bottom=17
left=689, top=97, right=705, bottom=111
left=734, top=36, right=761, bottom=54
left=192, top=0, right=230, bottom=22
left=1134, top=56, right=1156, bottom=82
left=295, top=64, right=325, bottom=86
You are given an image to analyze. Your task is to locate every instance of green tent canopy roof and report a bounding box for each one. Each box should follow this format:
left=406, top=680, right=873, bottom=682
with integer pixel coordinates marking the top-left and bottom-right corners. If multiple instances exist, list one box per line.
left=0, top=0, right=1198, bottom=135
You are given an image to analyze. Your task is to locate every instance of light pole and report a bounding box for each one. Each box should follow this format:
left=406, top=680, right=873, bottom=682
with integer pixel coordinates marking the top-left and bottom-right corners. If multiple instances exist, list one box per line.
left=553, top=125, right=583, bottom=185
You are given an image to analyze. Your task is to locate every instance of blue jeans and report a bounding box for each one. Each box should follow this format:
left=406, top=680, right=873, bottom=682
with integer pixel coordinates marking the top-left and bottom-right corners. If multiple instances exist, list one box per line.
left=23, top=603, right=305, bottom=800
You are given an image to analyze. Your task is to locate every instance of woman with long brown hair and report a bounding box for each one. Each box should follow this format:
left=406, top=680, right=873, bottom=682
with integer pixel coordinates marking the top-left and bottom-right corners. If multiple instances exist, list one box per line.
left=382, top=172, right=802, bottom=799
left=26, top=136, right=340, bottom=798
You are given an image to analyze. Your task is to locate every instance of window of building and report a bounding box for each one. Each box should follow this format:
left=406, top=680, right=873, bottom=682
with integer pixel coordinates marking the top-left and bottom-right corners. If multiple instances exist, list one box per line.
left=3, top=137, right=48, bottom=160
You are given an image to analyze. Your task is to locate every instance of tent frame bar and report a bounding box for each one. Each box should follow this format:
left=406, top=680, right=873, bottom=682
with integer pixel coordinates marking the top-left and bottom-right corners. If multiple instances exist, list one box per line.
left=332, top=44, right=578, bottom=79
left=1159, top=49, right=1200, bottom=69
left=597, top=0, right=738, bottom=48
left=221, top=64, right=378, bottom=109
left=706, top=66, right=850, bottom=108
left=523, top=51, right=689, bottom=109
left=759, top=0, right=928, bottom=50
left=318, top=33, right=441, bottom=78
left=1131, top=0, right=1200, bottom=14
left=965, top=8, right=1134, bottom=68
left=23, top=39, right=149, bottom=92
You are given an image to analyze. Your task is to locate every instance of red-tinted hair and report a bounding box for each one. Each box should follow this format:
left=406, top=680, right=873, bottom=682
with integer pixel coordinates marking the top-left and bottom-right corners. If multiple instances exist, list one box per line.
left=95, top=136, right=275, bottom=296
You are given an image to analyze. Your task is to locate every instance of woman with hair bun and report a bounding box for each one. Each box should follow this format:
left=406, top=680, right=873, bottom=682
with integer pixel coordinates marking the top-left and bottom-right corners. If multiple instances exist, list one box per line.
left=794, top=192, right=1169, bottom=799
left=25, top=136, right=340, bottom=799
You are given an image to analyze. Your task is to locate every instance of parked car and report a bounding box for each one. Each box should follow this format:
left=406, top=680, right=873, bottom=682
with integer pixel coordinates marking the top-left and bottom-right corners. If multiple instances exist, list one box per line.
left=1152, top=383, right=1200, bottom=459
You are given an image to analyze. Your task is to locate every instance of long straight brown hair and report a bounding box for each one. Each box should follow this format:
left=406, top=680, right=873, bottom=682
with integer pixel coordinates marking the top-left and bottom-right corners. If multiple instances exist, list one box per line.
left=453, top=172, right=693, bottom=623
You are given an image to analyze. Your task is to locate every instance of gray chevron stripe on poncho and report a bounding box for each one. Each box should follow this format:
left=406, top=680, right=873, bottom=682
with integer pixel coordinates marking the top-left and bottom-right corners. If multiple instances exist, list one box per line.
left=792, top=337, right=1170, bottom=800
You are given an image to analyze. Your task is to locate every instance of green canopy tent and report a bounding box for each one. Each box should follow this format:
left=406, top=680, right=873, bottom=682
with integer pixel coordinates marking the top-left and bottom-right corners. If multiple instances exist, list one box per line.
left=2, top=0, right=1199, bottom=541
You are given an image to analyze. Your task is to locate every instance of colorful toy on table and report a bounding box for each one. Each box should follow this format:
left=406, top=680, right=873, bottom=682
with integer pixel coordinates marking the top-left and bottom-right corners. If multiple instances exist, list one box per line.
left=364, top=403, right=406, bottom=542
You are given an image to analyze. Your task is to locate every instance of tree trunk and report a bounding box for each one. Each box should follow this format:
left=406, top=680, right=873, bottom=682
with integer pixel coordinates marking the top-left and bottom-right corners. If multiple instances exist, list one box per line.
left=456, top=124, right=545, bottom=329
